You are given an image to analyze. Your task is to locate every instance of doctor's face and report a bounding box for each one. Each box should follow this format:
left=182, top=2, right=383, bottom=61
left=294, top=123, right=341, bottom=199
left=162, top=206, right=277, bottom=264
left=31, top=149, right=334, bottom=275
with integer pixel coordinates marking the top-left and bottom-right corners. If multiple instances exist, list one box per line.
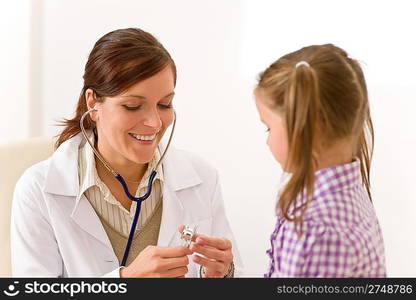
left=89, top=65, right=175, bottom=165
left=255, top=89, right=289, bottom=169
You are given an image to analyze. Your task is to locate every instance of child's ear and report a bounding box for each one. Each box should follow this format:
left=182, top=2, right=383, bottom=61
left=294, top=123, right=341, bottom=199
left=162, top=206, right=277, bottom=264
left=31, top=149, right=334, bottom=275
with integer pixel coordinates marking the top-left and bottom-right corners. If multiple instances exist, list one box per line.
left=85, top=88, right=99, bottom=121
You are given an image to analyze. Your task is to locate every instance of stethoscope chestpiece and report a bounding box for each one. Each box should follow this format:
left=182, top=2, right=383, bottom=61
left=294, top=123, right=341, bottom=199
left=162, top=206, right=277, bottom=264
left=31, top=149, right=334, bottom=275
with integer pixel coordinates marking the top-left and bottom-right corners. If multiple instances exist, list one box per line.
left=180, top=225, right=196, bottom=248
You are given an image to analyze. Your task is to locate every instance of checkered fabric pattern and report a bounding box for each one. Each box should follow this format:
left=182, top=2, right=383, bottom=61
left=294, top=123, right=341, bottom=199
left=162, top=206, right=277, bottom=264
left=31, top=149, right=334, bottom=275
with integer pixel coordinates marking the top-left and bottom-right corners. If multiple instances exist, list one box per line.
left=265, top=159, right=386, bottom=277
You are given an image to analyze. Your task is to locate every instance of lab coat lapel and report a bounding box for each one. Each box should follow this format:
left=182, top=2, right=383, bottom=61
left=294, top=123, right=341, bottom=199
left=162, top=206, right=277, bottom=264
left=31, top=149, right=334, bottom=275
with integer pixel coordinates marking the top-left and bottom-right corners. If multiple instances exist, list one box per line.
left=157, top=145, right=202, bottom=246
left=44, top=134, right=112, bottom=248
left=157, top=187, right=183, bottom=246
left=71, top=195, right=112, bottom=248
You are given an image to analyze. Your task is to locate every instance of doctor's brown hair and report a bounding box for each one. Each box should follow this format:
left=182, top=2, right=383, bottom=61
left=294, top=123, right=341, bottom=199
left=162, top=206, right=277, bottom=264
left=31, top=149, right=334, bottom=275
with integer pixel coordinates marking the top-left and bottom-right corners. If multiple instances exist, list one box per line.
left=256, top=44, right=374, bottom=233
left=56, top=28, right=177, bottom=148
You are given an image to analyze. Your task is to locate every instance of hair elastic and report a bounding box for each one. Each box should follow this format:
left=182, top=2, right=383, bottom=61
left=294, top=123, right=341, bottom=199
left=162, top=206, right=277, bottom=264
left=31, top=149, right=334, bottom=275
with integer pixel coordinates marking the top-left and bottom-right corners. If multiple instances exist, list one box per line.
left=295, top=61, right=310, bottom=68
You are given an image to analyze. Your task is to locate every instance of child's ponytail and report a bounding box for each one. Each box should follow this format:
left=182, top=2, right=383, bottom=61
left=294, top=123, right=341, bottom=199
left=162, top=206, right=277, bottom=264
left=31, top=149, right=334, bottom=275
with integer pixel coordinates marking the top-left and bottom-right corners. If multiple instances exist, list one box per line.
left=279, top=62, right=321, bottom=233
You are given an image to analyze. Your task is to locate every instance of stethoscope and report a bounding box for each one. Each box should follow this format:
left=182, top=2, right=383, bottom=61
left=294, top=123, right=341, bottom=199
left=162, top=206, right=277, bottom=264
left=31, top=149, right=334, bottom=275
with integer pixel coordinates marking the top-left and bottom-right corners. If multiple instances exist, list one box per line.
left=80, top=106, right=176, bottom=266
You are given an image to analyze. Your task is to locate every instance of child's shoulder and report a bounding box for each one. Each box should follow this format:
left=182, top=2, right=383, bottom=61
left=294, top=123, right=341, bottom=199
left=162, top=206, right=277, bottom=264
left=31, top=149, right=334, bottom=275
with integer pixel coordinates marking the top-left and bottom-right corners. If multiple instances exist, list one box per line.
left=306, top=185, right=372, bottom=228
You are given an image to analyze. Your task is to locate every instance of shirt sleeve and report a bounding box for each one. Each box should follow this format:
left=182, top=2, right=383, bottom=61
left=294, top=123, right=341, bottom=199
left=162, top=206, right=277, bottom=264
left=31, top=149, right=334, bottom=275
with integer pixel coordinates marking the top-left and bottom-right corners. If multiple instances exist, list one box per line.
left=277, top=222, right=359, bottom=277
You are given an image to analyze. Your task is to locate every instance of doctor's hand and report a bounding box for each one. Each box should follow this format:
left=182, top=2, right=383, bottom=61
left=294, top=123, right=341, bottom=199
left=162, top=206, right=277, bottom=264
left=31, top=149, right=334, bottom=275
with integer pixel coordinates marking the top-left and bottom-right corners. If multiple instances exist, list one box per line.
left=178, top=225, right=233, bottom=278
left=120, top=245, right=192, bottom=278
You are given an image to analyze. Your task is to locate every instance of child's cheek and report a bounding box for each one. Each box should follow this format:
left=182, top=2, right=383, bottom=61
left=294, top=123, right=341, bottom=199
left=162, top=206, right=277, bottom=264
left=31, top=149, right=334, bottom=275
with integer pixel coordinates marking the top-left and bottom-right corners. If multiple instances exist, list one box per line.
left=268, top=131, right=287, bottom=167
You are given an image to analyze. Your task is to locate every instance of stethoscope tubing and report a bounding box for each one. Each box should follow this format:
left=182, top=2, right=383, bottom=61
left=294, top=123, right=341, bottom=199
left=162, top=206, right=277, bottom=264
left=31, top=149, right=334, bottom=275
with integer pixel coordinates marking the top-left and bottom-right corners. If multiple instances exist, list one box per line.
left=79, top=106, right=176, bottom=266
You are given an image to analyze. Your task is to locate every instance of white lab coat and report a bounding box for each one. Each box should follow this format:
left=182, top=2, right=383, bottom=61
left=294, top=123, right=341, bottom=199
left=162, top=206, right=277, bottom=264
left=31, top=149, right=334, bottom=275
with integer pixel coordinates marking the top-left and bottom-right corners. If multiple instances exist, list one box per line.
left=10, top=134, right=243, bottom=277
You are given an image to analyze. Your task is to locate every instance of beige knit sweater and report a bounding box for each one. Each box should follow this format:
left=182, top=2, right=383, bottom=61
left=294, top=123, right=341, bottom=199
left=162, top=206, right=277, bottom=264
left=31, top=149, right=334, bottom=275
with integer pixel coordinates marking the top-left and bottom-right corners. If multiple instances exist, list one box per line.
left=99, top=201, right=163, bottom=266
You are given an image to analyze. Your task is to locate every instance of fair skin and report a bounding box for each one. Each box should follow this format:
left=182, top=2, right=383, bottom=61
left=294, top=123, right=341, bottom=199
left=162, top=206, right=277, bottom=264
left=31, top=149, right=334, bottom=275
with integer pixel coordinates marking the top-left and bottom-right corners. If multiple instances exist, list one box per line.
left=86, top=65, right=233, bottom=278
left=178, top=225, right=234, bottom=278
left=254, top=89, right=354, bottom=171
left=86, top=66, right=175, bottom=211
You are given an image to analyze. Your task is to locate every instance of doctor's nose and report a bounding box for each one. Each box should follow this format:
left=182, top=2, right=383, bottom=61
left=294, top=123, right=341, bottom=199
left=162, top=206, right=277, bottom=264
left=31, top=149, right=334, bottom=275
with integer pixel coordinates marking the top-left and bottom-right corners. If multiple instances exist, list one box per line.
left=143, top=108, right=163, bottom=129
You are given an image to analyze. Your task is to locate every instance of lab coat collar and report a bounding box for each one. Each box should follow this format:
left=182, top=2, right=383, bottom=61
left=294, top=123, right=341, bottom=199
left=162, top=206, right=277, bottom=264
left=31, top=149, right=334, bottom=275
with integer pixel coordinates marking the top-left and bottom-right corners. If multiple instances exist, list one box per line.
left=43, top=133, right=203, bottom=247
left=44, top=133, right=203, bottom=196
left=44, top=134, right=82, bottom=197
left=159, top=141, right=203, bottom=191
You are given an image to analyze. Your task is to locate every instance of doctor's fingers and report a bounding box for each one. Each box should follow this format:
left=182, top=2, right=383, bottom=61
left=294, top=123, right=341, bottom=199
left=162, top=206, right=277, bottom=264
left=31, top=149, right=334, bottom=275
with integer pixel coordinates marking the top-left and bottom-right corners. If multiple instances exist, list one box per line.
left=150, top=245, right=192, bottom=258
left=190, top=243, right=233, bottom=263
left=160, top=256, right=190, bottom=270
left=161, top=266, right=189, bottom=278
left=194, top=235, right=232, bottom=251
left=192, top=255, right=226, bottom=275
left=178, top=225, right=202, bottom=243
left=177, top=225, right=232, bottom=250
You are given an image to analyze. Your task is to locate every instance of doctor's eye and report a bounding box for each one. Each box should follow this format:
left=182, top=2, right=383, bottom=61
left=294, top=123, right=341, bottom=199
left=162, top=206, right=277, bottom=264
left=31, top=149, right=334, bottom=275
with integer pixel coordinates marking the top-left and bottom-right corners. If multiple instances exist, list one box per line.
left=122, top=105, right=142, bottom=111
left=158, top=103, right=173, bottom=109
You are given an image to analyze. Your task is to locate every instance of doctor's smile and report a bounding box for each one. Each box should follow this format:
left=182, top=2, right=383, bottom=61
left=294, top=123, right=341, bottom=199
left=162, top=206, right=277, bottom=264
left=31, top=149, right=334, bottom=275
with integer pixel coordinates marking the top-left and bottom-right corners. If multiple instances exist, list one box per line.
left=128, top=133, right=158, bottom=144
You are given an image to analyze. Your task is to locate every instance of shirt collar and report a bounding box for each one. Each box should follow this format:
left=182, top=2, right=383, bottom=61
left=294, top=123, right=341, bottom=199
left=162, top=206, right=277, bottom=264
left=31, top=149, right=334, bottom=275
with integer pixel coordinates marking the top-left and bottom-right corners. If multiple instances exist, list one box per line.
left=313, top=158, right=361, bottom=198
left=44, top=132, right=202, bottom=198
left=280, top=159, right=362, bottom=219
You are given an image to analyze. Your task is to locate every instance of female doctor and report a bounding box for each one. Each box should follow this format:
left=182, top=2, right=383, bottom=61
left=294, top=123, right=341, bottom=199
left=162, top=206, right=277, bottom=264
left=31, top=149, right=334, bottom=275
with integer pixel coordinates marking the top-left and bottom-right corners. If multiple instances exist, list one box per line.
left=11, top=28, right=242, bottom=278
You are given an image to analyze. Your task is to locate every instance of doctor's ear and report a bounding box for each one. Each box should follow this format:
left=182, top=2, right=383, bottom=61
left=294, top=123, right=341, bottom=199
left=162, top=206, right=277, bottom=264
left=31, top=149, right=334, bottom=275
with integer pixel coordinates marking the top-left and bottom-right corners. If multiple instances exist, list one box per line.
left=85, top=88, right=99, bottom=121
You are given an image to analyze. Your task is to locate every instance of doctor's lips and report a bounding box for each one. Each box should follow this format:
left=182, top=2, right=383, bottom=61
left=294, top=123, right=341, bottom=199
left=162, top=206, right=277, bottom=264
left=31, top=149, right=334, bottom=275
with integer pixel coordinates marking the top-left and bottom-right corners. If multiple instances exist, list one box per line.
left=129, top=132, right=158, bottom=145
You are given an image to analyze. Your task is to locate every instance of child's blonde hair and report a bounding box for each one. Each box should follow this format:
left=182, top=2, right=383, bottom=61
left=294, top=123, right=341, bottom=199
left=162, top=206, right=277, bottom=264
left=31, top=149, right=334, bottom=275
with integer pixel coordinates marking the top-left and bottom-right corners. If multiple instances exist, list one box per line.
left=256, top=44, right=374, bottom=231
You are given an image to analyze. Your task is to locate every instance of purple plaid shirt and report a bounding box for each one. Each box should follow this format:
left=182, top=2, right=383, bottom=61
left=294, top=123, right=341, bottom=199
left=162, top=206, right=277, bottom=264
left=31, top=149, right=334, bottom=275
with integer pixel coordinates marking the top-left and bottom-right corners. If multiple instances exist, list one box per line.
left=265, top=160, right=386, bottom=277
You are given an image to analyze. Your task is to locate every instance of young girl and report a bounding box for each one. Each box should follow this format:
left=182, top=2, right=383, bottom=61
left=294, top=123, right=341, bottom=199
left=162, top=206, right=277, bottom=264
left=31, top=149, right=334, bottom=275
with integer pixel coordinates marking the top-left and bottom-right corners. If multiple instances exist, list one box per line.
left=255, top=44, right=386, bottom=277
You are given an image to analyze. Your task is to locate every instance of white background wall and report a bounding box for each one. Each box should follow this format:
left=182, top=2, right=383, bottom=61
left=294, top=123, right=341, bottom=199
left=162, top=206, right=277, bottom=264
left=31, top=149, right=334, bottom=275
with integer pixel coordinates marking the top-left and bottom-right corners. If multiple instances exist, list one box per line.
left=0, top=0, right=31, bottom=141
left=1, top=0, right=415, bottom=276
